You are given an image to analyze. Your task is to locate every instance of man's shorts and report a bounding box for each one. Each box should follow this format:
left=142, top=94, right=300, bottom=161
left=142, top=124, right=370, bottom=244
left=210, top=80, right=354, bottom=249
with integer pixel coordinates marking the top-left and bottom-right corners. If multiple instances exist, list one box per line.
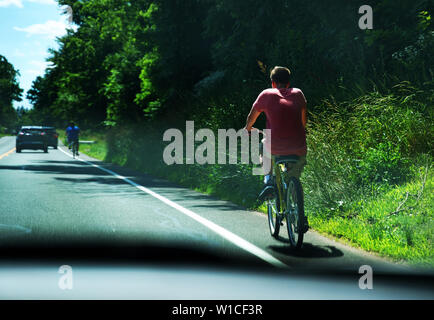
left=259, top=141, right=307, bottom=178
left=272, top=154, right=307, bottom=179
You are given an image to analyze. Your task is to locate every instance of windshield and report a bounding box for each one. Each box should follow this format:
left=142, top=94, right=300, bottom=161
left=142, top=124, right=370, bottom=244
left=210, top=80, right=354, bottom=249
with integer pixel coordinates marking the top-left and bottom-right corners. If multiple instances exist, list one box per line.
left=20, top=129, right=42, bottom=134
left=0, top=0, right=432, bottom=305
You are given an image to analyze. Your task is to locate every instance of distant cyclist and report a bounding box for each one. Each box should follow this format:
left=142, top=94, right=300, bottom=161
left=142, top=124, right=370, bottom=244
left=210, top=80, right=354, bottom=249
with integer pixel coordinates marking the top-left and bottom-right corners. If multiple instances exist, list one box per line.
left=244, top=66, right=308, bottom=202
left=66, top=121, right=80, bottom=155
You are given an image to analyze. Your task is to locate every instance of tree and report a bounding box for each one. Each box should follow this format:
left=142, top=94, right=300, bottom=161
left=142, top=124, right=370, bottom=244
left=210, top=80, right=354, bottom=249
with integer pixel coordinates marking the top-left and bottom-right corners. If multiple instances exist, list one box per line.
left=0, top=55, right=22, bottom=130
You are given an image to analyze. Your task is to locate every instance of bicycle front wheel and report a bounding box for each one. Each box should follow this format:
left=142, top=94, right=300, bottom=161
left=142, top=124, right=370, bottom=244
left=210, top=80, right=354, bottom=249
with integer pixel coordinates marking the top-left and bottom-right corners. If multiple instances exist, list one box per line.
left=267, top=191, right=280, bottom=238
left=286, top=177, right=305, bottom=249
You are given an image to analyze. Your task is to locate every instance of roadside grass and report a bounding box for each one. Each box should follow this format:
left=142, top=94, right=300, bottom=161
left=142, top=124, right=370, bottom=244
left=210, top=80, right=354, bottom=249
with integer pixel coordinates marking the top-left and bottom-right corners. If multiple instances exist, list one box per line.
left=309, top=165, right=433, bottom=265
left=58, top=131, right=108, bottom=160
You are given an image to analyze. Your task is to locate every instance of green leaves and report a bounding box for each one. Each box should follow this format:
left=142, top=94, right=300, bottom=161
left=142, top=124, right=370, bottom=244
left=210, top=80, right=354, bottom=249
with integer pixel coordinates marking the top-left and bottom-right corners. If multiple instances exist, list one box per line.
left=418, top=11, right=431, bottom=31
left=0, top=55, right=22, bottom=106
left=0, top=55, right=23, bottom=129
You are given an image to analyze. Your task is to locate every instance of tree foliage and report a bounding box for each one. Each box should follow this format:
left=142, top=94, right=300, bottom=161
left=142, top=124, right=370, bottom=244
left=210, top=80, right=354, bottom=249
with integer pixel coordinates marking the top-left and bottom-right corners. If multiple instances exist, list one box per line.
left=26, top=0, right=433, bottom=129
left=0, top=55, right=22, bottom=130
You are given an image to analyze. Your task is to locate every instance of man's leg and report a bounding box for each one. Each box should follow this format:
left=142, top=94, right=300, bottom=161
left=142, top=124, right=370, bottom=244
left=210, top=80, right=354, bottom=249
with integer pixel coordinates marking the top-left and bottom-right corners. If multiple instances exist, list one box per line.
left=286, top=155, right=307, bottom=179
left=75, top=139, right=79, bottom=155
left=258, top=152, right=275, bottom=202
left=259, top=141, right=273, bottom=185
left=263, top=153, right=273, bottom=185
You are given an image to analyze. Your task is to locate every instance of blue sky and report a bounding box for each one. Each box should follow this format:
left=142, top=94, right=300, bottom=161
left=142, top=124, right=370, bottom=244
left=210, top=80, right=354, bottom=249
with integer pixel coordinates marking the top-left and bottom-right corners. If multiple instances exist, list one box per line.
left=0, top=0, right=74, bottom=109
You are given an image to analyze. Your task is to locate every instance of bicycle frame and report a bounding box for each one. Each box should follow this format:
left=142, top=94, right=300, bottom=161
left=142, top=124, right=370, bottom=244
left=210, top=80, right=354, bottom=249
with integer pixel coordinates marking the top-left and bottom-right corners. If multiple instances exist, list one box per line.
left=273, top=160, right=289, bottom=217
left=70, top=139, right=79, bottom=157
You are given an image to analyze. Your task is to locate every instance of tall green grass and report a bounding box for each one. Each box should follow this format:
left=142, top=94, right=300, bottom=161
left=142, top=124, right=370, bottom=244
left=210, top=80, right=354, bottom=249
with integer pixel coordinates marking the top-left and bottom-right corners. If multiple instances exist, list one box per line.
left=304, top=91, right=433, bottom=215
left=310, top=164, right=433, bottom=264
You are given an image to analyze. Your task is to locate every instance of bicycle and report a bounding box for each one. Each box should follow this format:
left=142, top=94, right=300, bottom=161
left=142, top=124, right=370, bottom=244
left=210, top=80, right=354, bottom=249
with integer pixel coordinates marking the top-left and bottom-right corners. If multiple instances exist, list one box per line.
left=251, top=128, right=308, bottom=249
left=266, top=155, right=307, bottom=249
left=69, top=139, right=79, bottom=158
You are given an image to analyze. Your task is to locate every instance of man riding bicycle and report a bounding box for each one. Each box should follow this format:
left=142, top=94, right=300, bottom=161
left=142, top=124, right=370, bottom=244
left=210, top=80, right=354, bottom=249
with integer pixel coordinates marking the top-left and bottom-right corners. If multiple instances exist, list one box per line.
left=244, top=66, right=307, bottom=209
left=66, top=121, right=80, bottom=156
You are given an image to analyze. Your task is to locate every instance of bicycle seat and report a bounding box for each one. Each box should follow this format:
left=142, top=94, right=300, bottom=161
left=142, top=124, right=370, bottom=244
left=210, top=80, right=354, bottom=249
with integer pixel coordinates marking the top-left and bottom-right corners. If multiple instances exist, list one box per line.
left=274, top=155, right=299, bottom=165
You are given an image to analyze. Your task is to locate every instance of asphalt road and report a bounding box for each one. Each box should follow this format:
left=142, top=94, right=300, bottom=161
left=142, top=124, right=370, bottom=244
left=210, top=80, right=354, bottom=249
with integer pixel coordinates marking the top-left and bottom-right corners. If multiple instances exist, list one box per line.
left=0, top=136, right=417, bottom=274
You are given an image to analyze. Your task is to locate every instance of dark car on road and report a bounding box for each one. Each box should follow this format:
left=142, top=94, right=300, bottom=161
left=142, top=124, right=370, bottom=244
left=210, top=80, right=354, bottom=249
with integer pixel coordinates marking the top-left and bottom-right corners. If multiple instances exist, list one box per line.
left=42, top=126, right=58, bottom=149
left=16, top=126, right=48, bottom=153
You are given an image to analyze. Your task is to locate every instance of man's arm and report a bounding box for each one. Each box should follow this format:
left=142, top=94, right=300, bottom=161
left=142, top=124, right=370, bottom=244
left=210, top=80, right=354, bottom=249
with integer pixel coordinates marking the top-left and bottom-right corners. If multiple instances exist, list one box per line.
left=299, top=90, right=307, bottom=129
left=244, top=107, right=261, bottom=132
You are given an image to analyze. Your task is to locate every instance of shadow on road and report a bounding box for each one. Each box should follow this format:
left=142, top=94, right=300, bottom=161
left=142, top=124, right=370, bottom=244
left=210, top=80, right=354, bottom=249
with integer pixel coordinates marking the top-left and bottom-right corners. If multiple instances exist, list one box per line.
left=55, top=176, right=131, bottom=185
left=0, top=160, right=179, bottom=188
left=0, top=160, right=247, bottom=211
left=0, top=163, right=107, bottom=176
left=14, top=151, right=48, bottom=154
left=268, top=242, right=344, bottom=259
left=0, top=157, right=253, bottom=213
left=191, top=203, right=245, bottom=211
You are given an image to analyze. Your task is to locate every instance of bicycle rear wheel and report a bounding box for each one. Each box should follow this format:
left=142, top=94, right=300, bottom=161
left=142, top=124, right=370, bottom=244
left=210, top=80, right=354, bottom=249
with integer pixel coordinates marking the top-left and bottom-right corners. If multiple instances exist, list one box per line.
left=72, top=142, right=77, bottom=158
left=286, top=177, right=305, bottom=249
left=267, top=190, right=280, bottom=238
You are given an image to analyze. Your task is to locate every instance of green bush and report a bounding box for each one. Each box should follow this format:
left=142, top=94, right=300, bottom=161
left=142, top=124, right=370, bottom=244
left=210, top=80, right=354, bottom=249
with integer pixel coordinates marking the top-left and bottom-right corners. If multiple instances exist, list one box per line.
left=304, top=90, right=433, bottom=215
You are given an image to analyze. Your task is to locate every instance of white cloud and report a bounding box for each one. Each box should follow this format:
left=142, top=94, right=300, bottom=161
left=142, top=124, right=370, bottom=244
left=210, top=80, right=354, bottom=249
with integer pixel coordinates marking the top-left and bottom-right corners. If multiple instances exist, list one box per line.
left=27, top=0, right=56, bottom=5
left=0, top=0, right=23, bottom=8
left=0, top=0, right=56, bottom=8
left=25, top=60, right=53, bottom=80
left=14, top=19, right=69, bottom=39
left=27, top=69, right=44, bottom=76
left=30, top=59, right=49, bottom=69
left=12, top=49, right=25, bottom=57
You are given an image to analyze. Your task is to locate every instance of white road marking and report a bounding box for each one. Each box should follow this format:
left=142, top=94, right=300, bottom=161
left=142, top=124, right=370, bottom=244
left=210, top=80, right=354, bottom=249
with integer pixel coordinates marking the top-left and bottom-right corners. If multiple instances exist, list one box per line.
left=0, top=224, right=32, bottom=238
left=58, top=147, right=288, bottom=268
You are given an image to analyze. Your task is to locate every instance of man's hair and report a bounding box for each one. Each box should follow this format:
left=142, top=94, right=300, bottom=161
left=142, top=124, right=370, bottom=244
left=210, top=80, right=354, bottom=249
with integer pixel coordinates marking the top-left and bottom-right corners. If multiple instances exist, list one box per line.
left=270, top=66, right=291, bottom=85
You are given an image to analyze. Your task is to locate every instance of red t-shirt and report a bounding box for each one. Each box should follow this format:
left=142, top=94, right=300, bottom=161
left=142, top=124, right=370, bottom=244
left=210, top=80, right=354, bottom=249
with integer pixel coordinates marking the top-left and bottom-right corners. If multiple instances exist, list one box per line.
left=253, top=88, right=307, bottom=156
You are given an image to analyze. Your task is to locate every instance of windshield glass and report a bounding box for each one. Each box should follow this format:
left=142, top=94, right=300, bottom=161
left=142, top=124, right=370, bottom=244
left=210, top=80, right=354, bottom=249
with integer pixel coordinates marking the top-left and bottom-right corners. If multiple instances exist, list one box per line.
left=0, top=0, right=432, bottom=302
